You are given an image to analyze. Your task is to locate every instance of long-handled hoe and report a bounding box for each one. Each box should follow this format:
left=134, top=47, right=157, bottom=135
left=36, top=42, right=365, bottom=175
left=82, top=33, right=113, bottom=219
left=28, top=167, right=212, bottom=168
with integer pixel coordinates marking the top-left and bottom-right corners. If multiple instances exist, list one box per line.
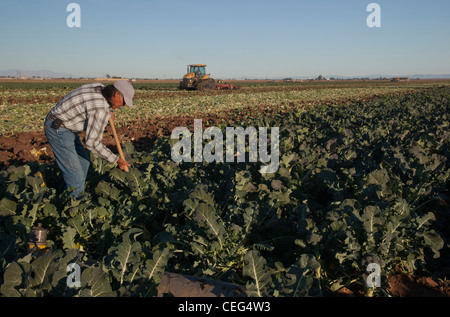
left=109, top=117, right=129, bottom=172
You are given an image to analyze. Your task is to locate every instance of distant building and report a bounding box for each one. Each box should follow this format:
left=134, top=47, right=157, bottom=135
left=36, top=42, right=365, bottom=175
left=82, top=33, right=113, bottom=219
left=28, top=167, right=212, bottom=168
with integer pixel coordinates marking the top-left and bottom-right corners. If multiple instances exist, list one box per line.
left=94, top=77, right=129, bottom=82
left=391, top=77, right=409, bottom=82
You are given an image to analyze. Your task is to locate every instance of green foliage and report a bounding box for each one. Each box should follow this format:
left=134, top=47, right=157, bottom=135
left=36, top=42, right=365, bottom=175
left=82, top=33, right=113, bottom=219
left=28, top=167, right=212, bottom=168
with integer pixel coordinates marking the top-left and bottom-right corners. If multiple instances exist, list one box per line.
left=243, top=250, right=272, bottom=297
left=0, top=87, right=448, bottom=297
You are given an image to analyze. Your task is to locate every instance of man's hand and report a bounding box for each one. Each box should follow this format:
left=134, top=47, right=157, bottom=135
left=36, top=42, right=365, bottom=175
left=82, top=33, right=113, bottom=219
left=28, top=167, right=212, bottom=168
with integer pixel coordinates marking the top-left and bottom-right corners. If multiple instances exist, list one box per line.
left=117, top=157, right=130, bottom=171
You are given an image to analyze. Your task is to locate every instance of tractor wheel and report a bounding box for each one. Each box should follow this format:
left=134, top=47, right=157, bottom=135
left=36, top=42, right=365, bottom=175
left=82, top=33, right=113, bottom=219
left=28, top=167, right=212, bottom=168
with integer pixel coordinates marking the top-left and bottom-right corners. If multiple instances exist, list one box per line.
left=197, top=79, right=215, bottom=91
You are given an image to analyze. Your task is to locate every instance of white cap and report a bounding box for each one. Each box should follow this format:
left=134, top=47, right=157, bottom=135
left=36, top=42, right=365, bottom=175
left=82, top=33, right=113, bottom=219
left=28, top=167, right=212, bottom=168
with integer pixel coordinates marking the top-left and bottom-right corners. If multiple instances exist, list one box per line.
left=113, top=80, right=135, bottom=107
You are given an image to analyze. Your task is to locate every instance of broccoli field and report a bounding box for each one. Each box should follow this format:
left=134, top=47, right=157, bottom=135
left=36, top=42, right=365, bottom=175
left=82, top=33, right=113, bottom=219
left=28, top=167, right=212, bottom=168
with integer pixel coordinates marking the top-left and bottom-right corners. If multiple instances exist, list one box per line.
left=0, top=80, right=449, bottom=297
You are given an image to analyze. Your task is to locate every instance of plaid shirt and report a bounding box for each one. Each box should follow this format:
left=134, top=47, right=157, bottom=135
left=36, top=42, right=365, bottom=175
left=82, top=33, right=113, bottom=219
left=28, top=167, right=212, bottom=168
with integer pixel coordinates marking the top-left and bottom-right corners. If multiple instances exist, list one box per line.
left=50, top=83, right=118, bottom=163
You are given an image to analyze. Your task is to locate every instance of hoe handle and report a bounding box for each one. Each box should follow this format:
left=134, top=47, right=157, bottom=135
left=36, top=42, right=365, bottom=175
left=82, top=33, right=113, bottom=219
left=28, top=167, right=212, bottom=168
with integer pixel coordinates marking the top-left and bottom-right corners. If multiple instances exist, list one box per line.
left=109, top=117, right=129, bottom=172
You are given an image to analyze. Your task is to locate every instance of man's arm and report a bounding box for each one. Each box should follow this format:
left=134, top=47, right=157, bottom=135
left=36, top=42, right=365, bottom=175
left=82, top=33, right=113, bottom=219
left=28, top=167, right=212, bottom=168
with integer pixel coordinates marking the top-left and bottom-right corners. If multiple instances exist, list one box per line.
left=85, top=108, right=119, bottom=163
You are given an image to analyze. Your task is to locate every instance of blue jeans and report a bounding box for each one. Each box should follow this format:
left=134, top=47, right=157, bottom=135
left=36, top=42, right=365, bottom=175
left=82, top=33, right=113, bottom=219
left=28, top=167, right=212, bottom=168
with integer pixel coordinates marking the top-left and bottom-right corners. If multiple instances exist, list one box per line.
left=44, top=114, right=90, bottom=197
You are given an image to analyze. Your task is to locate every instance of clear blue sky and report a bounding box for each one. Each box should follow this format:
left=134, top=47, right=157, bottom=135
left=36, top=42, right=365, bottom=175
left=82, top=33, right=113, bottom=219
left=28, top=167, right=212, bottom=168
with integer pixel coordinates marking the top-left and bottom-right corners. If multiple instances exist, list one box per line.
left=0, top=0, right=449, bottom=79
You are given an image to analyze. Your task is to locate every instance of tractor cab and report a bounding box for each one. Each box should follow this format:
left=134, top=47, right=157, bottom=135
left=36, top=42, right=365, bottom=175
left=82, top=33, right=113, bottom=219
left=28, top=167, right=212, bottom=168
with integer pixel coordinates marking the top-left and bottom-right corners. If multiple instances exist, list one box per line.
left=187, top=64, right=208, bottom=79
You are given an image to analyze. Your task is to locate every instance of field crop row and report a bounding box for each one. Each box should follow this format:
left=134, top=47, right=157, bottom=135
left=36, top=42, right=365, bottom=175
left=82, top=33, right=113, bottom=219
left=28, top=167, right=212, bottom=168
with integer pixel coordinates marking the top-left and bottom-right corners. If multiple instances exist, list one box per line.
left=1, top=80, right=447, bottom=135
